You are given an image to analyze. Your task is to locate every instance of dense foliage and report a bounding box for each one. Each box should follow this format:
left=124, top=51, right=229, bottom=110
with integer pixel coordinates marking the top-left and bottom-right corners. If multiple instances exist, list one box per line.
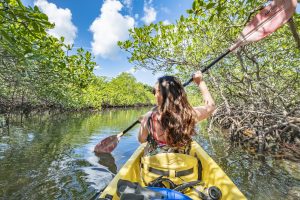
left=82, top=73, right=153, bottom=108
left=119, top=0, right=300, bottom=155
left=0, top=0, right=153, bottom=113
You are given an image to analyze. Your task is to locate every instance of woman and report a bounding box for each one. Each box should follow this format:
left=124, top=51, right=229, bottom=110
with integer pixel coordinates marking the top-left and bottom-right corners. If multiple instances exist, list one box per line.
left=138, top=71, right=215, bottom=156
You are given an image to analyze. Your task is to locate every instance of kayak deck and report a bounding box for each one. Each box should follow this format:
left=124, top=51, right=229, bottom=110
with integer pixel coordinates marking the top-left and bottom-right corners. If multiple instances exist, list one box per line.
left=100, top=141, right=246, bottom=200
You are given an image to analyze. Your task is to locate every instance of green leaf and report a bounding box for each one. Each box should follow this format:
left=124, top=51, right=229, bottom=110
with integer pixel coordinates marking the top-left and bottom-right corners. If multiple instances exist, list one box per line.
left=15, top=0, right=25, bottom=9
left=198, top=0, right=204, bottom=6
left=180, top=15, right=184, bottom=22
left=34, top=6, right=40, bottom=12
left=186, top=9, right=194, bottom=14
left=209, top=14, right=214, bottom=22
left=192, top=1, right=196, bottom=10
left=206, top=2, right=215, bottom=9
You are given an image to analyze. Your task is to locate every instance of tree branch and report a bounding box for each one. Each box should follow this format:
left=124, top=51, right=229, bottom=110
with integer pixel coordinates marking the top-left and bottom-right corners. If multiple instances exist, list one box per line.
left=288, top=17, right=300, bottom=50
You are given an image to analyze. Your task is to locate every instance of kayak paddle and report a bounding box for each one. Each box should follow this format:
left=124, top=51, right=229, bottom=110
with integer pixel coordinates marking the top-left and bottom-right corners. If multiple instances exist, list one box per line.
left=94, top=0, right=297, bottom=154
left=183, top=0, right=298, bottom=86
left=94, top=120, right=140, bottom=153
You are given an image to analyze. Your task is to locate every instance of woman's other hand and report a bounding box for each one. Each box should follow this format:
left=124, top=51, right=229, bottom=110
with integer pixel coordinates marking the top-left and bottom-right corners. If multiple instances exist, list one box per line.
left=193, top=71, right=204, bottom=85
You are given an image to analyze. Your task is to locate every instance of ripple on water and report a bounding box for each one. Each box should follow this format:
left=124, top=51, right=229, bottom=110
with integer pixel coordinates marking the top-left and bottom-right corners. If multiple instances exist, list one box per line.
left=27, top=132, right=35, bottom=142
left=0, top=143, right=9, bottom=160
left=81, top=166, right=114, bottom=191
left=0, top=143, right=9, bottom=151
left=277, top=159, right=300, bottom=180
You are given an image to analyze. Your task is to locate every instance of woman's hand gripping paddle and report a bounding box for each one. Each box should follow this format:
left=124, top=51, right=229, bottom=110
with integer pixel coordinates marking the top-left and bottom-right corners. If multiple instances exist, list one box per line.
left=94, top=0, right=298, bottom=154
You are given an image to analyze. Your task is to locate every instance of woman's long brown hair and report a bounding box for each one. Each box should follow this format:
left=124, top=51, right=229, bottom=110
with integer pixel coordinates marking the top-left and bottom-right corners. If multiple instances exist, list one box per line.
left=157, top=76, right=196, bottom=147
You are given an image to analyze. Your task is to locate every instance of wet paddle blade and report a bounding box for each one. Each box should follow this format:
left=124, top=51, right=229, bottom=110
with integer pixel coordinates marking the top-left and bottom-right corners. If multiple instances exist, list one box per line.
left=94, top=135, right=119, bottom=153
left=93, top=120, right=140, bottom=154
left=230, top=0, right=298, bottom=51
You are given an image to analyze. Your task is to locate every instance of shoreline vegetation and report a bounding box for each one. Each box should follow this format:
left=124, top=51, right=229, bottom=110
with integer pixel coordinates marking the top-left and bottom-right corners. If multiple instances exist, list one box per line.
left=0, top=102, right=154, bottom=115
left=0, top=70, right=155, bottom=115
left=0, top=72, right=155, bottom=114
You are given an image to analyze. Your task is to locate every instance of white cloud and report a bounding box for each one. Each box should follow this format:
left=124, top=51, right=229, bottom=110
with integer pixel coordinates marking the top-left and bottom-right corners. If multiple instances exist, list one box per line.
left=134, top=13, right=139, bottom=19
left=141, top=4, right=157, bottom=25
left=34, top=0, right=77, bottom=45
left=89, top=0, right=134, bottom=59
left=162, top=20, right=170, bottom=25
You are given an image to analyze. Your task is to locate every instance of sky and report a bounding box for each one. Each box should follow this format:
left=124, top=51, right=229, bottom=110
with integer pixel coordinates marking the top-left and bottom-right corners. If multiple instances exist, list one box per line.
left=21, top=0, right=194, bottom=85
left=21, top=0, right=300, bottom=85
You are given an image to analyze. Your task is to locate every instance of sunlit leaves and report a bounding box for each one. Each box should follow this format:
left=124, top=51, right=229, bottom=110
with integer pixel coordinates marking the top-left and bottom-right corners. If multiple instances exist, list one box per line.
left=0, top=0, right=100, bottom=110
left=188, top=0, right=264, bottom=20
left=118, top=0, right=300, bottom=111
left=101, top=73, right=154, bottom=107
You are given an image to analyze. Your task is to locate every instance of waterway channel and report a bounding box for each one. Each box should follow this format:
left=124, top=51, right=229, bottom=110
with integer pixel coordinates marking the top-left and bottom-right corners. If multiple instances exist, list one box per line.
left=0, top=108, right=299, bottom=199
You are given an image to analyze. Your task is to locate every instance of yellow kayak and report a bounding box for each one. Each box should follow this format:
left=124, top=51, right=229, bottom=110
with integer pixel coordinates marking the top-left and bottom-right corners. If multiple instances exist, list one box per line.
left=100, top=141, right=247, bottom=200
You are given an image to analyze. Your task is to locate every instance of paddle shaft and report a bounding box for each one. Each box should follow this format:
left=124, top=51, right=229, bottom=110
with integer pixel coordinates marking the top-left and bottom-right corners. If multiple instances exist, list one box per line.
left=182, top=49, right=231, bottom=87
left=119, top=120, right=140, bottom=137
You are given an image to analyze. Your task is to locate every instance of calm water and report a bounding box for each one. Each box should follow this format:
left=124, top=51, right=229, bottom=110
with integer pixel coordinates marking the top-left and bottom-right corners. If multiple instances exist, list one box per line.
left=0, top=109, right=299, bottom=200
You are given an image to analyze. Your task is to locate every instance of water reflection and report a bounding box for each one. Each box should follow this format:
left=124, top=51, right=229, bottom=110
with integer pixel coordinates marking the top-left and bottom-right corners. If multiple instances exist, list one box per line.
left=95, top=152, right=117, bottom=174
left=0, top=109, right=146, bottom=199
left=0, top=109, right=299, bottom=200
left=194, top=129, right=300, bottom=200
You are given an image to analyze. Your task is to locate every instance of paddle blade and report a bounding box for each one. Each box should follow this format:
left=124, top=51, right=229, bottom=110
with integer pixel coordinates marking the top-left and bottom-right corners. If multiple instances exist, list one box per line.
left=94, top=135, right=120, bottom=153
left=230, top=0, right=298, bottom=51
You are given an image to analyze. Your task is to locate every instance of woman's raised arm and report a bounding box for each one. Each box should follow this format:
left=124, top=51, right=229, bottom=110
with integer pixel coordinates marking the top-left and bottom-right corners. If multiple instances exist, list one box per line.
left=192, top=71, right=216, bottom=122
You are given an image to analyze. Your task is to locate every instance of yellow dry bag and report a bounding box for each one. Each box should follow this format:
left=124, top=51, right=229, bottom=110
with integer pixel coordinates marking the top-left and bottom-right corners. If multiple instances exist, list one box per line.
left=141, top=153, right=199, bottom=186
